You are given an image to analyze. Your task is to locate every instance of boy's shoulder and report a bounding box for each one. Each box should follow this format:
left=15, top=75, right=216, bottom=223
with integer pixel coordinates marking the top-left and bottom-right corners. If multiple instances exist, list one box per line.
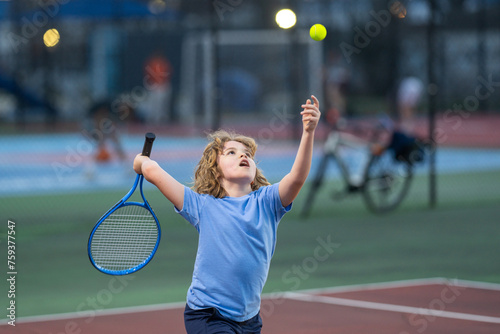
left=254, top=183, right=278, bottom=194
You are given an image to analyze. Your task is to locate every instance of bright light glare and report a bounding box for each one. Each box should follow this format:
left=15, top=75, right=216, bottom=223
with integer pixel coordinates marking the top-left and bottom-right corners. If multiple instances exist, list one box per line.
left=43, top=29, right=60, bottom=47
left=275, top=9, right=297, bottom=29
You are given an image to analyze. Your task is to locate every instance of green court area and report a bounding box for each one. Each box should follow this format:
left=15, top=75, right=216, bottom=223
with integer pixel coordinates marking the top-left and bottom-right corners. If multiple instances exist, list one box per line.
left=1, top=169, right=499, bottom=318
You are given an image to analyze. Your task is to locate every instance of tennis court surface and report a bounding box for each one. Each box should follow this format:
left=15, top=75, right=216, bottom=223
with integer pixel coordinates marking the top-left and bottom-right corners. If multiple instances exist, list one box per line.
left=4, top=278, right=500, bottom=333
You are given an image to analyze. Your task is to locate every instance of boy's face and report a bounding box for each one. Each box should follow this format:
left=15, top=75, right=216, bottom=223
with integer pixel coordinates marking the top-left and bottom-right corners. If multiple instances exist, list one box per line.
left=218, top=140, right=257, bottom=185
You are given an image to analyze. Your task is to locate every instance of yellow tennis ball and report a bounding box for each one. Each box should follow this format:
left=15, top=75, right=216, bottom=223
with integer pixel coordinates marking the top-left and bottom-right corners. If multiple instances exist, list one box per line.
left=310, top=24, right=327, bottom=41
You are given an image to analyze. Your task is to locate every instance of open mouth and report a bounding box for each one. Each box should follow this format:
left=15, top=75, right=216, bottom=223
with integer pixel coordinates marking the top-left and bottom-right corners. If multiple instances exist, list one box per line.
left=239, top=160, right=250, bottom=167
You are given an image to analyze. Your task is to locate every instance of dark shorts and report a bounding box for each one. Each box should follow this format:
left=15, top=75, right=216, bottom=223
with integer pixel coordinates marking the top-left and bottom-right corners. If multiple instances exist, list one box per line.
left=184, top=304, right=262, bottom=334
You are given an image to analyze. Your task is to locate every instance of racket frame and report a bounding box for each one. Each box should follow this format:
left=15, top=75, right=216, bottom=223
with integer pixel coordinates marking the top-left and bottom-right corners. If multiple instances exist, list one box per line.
left=88, top=133, right=161, bottom=275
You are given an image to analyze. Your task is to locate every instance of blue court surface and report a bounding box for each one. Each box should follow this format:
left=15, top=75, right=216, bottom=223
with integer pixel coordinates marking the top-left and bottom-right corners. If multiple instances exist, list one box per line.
left=1, top=133, right=500, bottom=197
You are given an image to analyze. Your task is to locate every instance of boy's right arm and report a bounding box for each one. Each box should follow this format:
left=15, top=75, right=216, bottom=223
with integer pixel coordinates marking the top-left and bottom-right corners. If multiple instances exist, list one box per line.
left=134, top=154, right=184, bottom=210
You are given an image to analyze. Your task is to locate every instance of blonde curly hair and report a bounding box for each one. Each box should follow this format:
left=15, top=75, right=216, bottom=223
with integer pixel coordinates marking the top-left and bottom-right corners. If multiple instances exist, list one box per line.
left=193, top=130, right=270, bottom=198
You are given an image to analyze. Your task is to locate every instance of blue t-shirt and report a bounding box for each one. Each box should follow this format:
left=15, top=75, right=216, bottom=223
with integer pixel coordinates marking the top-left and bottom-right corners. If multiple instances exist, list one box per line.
left=175, top=183, right=291, bottom=322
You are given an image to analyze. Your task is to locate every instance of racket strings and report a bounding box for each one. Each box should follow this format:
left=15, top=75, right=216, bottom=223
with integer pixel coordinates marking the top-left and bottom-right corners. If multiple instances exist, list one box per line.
left=90, top=205, right=159, bottom=271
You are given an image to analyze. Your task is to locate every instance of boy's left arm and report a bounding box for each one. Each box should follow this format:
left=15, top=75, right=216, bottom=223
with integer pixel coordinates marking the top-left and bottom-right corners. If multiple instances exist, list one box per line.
left=279, top=95, right=321, bottom=207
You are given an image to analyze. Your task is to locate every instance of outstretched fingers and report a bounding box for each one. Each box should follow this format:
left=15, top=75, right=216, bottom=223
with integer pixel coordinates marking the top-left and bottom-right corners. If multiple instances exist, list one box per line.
left=311, top=95, right=320, bottom=108
left=301, top=95, right=321, bottom=132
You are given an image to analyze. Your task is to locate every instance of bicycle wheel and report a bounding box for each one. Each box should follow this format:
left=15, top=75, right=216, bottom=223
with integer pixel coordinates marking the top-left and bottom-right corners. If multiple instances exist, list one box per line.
left=362, top=151, right=413, bottom=213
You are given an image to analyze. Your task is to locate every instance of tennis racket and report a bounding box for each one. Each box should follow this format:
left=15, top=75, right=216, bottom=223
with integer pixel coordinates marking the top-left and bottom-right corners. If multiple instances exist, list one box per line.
left=88, top=132, right=161, bottom=275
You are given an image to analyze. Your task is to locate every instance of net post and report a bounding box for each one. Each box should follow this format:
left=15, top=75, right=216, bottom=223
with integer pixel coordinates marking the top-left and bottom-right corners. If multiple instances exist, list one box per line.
left=427, top=0, right=438, bottom=209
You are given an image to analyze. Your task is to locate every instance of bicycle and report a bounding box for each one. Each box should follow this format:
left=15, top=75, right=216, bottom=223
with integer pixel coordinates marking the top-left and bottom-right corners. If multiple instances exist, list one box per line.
left=301, top=117, right=426, bottom=216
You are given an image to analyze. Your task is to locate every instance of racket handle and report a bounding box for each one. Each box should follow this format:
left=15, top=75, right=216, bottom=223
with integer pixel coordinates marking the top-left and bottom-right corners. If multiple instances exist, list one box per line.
left=142, top=133, right=156, bottom=157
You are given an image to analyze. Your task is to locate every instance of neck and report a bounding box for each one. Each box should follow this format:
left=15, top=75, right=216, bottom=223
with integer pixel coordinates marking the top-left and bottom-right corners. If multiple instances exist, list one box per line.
left=220, top=180, right=252, bottom=197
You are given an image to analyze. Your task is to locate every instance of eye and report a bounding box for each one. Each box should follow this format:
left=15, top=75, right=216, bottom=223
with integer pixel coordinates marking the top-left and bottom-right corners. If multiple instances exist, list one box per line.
left=226, top=150, right=235, bottom=155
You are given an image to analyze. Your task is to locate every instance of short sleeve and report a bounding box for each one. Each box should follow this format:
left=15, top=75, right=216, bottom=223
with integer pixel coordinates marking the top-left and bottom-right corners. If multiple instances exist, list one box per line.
left=175, top=186, right=207, bottom=228
left=263, top=182, right=292, bottom=222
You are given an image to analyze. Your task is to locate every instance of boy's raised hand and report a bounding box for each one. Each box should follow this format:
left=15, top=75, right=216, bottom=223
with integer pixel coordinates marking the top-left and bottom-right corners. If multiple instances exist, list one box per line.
left=133, top=154, right=150, bottom=174
left=301, top=95, right=321, bottom=133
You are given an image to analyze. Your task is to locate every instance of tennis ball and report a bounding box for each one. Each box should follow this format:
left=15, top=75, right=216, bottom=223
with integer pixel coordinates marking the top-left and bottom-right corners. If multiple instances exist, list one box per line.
left=310, top=24, right=327, bottom=41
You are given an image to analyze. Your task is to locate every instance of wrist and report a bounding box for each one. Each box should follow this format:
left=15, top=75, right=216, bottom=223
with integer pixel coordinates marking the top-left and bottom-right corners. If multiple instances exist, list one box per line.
left=141, top=159, right=158, bottom=179
left=303, top=128, right=316, bottom=136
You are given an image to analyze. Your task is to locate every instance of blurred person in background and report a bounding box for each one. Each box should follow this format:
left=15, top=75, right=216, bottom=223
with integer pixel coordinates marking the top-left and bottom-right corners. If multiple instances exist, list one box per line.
left=83, top=99, right=129, bottom=179
left=323, top=50, right=350, bottom=129
left=372, top=76, right=426, bottom=163
left=141, top=52, right=173, bottom=124
left=396, top=76, right=424, bottom=134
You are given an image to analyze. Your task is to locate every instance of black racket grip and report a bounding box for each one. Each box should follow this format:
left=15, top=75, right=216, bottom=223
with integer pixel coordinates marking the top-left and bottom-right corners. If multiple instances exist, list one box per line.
left=142, top=133, right=156, bottom=157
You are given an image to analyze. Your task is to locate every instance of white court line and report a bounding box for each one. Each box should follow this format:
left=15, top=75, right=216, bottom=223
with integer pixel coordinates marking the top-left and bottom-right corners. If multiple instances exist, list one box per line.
left=270, top=277, right=500, bottom=297
left=277, top=277, right=449, bottom=296
left=2, top=277, right=499, bottom=326
left=284, top=292, right=500, bottom=325
left=450, top=278, right=500, bottom=291
left=0, top=301, right=186, bottom=326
